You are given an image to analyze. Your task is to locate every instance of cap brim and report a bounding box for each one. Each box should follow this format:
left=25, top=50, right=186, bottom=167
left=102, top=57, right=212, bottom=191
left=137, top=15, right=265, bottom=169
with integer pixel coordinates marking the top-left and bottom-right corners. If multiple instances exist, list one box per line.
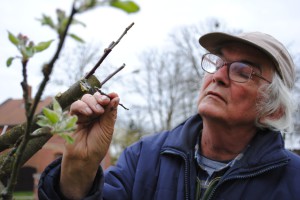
left=199, top=32, right=269, bottom=56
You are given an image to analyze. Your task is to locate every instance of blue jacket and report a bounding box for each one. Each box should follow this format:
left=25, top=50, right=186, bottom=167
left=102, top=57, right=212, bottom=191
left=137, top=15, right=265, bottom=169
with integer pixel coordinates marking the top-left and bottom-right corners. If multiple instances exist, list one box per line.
left=39, top=114, right=300, bottom=200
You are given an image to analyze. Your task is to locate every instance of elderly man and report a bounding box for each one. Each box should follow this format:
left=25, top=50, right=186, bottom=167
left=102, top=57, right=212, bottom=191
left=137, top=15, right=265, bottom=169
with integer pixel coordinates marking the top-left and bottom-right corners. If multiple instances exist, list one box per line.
left=38, top=32, right=300, bottom=200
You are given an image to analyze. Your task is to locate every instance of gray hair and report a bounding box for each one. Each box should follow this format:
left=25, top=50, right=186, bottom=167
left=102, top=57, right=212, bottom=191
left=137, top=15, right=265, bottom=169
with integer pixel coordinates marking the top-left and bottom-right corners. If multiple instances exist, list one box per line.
left=255, top=73, right=296, bottom=133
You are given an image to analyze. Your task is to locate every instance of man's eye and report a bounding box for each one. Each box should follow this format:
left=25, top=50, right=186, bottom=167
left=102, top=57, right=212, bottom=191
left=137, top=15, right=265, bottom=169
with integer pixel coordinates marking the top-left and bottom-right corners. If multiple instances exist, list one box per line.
left=232, top=63, right=251, bottom=76
left=238, top=71, right=251, bottom=78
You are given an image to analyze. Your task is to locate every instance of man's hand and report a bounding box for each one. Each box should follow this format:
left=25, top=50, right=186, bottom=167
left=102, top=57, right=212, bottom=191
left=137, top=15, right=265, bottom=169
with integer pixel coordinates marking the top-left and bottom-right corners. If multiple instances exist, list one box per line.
left=60, top=92, right=119, bottom=199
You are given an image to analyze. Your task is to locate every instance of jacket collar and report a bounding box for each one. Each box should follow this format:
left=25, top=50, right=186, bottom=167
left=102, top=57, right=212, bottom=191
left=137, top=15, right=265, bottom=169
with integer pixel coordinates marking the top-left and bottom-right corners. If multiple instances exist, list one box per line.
left=162, top=114, right=203, bottom=153
left=236, top=129, right=289, bottom=169
left=161, top=114, right=289, bottom=167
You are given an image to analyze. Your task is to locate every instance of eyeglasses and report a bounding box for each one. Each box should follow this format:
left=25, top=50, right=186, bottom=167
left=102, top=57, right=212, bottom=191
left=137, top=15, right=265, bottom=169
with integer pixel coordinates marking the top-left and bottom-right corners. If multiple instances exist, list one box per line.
left=201, top=53, right=271, bottom=83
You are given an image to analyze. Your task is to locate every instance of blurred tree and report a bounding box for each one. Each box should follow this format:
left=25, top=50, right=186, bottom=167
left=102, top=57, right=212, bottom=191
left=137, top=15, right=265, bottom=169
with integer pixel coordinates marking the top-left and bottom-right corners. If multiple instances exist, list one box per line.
left=288, top=53, right=300, bottom=150
left=52, top=41, right=103, bottom=87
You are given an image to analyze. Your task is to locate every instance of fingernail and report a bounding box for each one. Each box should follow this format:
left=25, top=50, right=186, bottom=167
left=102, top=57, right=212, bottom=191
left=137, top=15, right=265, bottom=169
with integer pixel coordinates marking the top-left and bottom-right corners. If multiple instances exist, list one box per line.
left=94, top=92, right=101, bottom=98
left=114, top=98, right=120, bottom=106
left=100, top=95, right=109, bottom=101
left=96, top=104, right=103, bottom=111
left=85, top=107, right=92, bottom=114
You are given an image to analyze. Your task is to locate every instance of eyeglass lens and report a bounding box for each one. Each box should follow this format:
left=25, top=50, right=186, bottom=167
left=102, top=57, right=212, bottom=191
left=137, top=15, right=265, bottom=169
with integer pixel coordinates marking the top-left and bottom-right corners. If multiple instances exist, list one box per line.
left=202, top=54, right=253, bottom=83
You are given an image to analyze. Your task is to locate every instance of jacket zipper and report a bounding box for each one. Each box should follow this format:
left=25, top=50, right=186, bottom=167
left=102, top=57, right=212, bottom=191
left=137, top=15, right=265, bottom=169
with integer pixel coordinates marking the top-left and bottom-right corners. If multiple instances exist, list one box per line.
left=205, top=161, right=289, bottom=200
left=161, top=149, right=191, bottom=200
left=201, top=177, right=221, bottom=200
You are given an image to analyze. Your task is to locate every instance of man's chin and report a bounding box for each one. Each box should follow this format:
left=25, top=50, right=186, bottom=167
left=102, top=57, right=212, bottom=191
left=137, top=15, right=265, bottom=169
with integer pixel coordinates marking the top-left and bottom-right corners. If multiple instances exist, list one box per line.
left=198, top=106, right=224, bottom=120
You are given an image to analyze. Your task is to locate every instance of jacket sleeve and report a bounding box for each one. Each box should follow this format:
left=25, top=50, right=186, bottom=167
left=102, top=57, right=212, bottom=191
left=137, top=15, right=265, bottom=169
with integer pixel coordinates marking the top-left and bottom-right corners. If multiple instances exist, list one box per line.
left=38, top=140, right=143, bottom=200
left=101, top=142, right=142, bottom=200
left=38, top=158, right=104, bottom=200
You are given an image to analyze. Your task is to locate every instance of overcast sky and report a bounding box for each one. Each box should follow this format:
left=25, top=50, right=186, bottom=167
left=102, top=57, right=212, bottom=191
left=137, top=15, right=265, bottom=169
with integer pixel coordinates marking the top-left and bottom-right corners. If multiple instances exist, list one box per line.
left=1, top=0, right=300, bottom=103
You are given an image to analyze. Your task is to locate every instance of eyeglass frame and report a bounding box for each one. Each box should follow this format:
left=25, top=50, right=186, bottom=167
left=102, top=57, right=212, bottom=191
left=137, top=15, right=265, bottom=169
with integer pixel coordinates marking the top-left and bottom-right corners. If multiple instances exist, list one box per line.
left=201, top=53, right=272, bottom=84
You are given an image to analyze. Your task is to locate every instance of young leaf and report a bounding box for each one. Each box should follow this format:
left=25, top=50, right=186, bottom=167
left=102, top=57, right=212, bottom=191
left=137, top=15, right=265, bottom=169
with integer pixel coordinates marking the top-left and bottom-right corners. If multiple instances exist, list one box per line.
left=8, top=31, right=19, bottom=46
left=110, top=1, right=140, bottom=13
left=54, top=121, right=66, bottom=133
left=36, top=97, right=77, bottom=143
left=68, top=33, right=85, bottom=43
left=52, top=98, right=62, bottom=114
left=36, top=115, right=51, bottom=128
left=65, top=115, right=78, bottom=130
left=38, top=14, right=56, bottom=29
left=34, top=40, right=54, bottom=52
left=6, top=57, right=14, bottom=67
left=59, top=133, right=74, bottom=144
left=43, top=107, right=60, bottom=124
left=72, top=18, right=86, bottom=27
left=24, top=46, right=35, bottom=58
left=31, top=127, right=51, bottom=136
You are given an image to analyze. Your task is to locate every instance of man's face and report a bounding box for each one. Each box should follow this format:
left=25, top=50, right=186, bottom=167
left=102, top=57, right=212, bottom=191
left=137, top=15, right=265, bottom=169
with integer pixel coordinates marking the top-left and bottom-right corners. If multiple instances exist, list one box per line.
left=197, top=43, right=274, bottom=127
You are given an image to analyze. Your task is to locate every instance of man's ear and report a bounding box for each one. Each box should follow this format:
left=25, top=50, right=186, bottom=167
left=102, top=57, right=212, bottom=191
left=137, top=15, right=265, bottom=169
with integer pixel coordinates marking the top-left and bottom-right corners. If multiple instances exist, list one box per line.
left=266, top=106, right=284, bottom=120
left=259, top=106, right=284, bottom=124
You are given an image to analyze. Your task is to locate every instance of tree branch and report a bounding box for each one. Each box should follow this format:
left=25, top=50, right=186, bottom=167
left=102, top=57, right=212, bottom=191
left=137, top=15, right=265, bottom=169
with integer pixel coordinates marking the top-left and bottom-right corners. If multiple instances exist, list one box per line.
left=84, top=22, right=134, bottom=79
left=0, top=75, right=101, bottom=152
left=0, top=76, right=101, bottom=187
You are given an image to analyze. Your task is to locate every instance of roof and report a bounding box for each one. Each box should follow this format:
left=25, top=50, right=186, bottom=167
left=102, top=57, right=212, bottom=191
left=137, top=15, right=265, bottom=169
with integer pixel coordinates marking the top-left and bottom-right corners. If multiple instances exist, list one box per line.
left=0, top=97, right=53, bottom=126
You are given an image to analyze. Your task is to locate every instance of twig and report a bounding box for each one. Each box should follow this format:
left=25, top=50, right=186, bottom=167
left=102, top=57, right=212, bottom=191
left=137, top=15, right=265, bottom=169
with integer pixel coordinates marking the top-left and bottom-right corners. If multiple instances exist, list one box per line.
left=20, top=60, right=31, bottom=114
left=101, top=64, right=125, bottom=86
left=109, top=22, right=134, bottom=49
left=96, top=89, right=129, bottom=110
left=84, top=22, right=134, bottom=79
left=94, top=63, right=129, bottom=110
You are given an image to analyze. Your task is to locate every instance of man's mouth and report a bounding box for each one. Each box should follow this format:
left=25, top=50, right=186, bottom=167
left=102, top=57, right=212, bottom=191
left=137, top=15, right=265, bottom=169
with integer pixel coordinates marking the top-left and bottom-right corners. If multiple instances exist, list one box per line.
left=206, top=91, right=226, bottom=102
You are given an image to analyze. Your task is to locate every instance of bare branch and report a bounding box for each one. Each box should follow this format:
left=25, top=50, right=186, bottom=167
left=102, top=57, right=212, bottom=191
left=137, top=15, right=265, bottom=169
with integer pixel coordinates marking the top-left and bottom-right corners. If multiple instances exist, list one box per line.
left=97, top=89, right=129, bottom=110
left=85, top=22, right=134, bottom=79
left=101, top=64, right=125, bottom=86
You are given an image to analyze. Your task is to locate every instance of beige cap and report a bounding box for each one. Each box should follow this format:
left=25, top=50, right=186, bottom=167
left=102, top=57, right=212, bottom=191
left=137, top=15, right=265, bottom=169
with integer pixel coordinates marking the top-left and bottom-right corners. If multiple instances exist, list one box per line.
left=199, top=32, right=295, bottom=89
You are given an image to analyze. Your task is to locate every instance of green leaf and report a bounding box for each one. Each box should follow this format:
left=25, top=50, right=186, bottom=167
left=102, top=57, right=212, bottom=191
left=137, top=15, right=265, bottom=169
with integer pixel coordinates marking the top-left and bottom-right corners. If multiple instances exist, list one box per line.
left=20, top=48, right=28, bottom=60
left=24, top=46, right=35, bottom=58
left=57, top=18, right=69, bottom=35
left=68, top=33, right=85, bottom=43
left=36, top=115, right=51, bottom=127
left=6, top=57, right=14, bottom=67
left=52, top=98, right=62, bottom=114
left=34, top=40, right=54, bottom=52
left=36, top=97, right=78, bottom=143
left=110, top=0, right=140, bottom=13
left=31, top=127, right=49, bottom=136
left=38, top=14, right=55, bottom=29
left=59, top=133, right=74, bottom=144
left=72, top=18, right=86, bottom=27
left=84, top=0, right=97, bottom=9
left=65, top=115, right=78, bottom=130
left=54, top=121, right=65, bottom=133
left=8, top=31, right=19, bottom=46
left=43, top=107, right=60, bottom=124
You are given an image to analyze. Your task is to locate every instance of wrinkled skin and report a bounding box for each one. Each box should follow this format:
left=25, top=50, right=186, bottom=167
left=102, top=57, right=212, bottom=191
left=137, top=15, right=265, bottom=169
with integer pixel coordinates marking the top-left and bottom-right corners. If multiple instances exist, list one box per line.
left=60, top=92, right=119, bottom=199
left=197, top=43, right=274, bottom=161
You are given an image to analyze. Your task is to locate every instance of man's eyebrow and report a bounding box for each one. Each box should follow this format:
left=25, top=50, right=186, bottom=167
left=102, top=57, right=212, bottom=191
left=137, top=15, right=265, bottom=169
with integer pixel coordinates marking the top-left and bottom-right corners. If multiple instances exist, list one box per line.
left=239, top=59, right=263, bottom=71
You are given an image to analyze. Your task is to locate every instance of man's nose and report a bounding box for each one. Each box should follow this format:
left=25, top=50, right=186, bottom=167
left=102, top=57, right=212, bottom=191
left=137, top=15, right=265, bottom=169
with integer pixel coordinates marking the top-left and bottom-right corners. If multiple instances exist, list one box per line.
left=212, top=64, right=230, bottom=85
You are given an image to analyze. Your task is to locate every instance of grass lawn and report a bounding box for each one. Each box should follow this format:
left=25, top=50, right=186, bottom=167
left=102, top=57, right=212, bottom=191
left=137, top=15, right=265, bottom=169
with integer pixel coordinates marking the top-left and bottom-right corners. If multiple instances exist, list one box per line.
left=13, top=191, right=34, bottom=199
